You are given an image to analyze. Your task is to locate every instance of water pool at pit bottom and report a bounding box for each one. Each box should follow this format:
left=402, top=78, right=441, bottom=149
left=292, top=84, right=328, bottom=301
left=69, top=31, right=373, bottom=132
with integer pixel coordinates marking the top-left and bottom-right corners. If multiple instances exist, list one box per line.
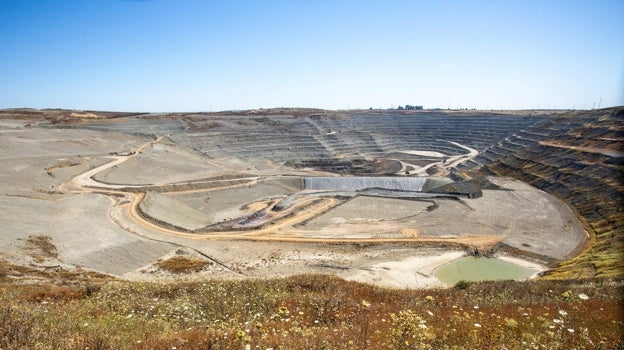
left=434, top=256, right=540, bottom=287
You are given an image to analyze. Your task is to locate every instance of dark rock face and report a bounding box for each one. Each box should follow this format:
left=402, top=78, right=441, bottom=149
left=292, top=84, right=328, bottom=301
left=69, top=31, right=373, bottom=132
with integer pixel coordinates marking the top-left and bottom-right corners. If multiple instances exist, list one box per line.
left=456, top=107, right=624, bottom=278
left=286, top=158, right=402, bottom=175
left=425, top=176, right=501, bottom=199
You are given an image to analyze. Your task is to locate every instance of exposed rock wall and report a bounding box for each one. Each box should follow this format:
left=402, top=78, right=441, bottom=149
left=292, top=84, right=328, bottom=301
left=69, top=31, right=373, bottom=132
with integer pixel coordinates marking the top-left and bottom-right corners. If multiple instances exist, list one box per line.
left=457, top=108, right=624, bottom=278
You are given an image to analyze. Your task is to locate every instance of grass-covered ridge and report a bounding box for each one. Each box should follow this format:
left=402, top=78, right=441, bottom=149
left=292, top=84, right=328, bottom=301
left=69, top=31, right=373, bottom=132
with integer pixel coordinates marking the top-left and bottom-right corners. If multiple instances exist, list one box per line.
left=1, top=273, right=622, bottom=349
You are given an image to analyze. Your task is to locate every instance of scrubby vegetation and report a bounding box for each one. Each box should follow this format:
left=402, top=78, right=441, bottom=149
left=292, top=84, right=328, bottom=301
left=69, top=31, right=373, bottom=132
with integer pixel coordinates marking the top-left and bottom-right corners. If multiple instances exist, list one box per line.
left=0, top=273, right=622, bottom=349
left=250, top=117, right=282, bottom=127
left=155, top=256, right=214, bottom=274
left=21, top=235, right=59, bottom=263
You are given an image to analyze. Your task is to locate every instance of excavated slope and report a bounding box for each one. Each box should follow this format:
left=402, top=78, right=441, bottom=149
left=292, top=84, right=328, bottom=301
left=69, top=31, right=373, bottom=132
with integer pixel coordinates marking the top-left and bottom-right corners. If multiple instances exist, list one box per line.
left=456, top=107, right=624, bottom=278
left=30, top=108, right=623, bottom=278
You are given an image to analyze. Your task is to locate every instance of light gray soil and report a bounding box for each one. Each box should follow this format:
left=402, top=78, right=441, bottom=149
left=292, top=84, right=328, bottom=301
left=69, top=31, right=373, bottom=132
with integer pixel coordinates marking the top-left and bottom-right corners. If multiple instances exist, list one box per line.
left=294, top=179, right=584, bottom=259
left=164, top=178, right=302, bottom=225
left=0, top=112, right=583, bottom=288
left=94, top=140, right=228, bottom=185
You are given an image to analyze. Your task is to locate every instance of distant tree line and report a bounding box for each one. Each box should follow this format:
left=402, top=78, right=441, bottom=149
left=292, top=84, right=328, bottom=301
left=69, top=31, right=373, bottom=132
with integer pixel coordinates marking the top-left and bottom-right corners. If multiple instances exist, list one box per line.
left=396, top=105, right=423, bottom=110
left=369, top=105, right=424, bottom=110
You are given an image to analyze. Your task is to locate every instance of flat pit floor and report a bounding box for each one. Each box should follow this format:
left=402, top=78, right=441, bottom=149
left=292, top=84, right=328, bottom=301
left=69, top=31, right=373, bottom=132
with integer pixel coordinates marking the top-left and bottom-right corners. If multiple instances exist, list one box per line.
left=295, top=178, right=582, bottom=259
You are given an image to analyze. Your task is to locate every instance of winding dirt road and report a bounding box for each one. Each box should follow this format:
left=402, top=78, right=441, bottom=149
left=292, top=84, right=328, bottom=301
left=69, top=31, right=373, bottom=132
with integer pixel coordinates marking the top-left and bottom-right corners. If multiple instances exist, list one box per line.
left=62, top=136, right=502, bottom=250
left=396, top=140, right=479, bottom=176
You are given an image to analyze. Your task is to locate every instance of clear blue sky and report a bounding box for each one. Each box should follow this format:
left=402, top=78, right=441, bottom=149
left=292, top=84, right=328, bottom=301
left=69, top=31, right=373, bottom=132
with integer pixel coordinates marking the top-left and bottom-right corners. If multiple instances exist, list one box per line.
left=1, top=0, right=622, bottom=112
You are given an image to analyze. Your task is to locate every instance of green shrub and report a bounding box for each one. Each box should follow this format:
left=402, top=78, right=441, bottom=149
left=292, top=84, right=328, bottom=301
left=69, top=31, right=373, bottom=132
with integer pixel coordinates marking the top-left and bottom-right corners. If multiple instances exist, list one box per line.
left=455, top=279, right=471, bottom=289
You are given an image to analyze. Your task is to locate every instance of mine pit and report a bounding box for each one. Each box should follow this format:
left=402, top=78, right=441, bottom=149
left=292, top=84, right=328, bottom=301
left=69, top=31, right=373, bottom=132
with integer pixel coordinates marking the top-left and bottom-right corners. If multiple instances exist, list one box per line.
left=1, top=108, right=612, bottom=288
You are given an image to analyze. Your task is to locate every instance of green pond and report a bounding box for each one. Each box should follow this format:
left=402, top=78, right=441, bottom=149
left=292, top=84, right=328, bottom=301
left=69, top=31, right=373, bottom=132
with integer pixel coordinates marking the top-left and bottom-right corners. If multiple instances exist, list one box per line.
left=434, top=256, right=539, bottom=286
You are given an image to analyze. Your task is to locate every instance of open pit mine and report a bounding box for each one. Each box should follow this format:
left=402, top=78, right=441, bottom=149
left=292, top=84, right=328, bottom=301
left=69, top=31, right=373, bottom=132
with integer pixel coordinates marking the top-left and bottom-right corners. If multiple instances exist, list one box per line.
left=0, top=107, right=622, bottom=288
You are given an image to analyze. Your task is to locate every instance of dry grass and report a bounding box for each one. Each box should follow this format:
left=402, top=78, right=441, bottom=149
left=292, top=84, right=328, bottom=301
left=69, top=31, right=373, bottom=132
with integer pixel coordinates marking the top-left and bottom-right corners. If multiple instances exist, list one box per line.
left=18, top=283, right=97, bottom=303
left=154, top=256, right=213, bottom=274
left=0, top=260, right=111, bottom=285
left=0, top=274, right=622, bottom=349
left=22, top=235, right=58, bottom=262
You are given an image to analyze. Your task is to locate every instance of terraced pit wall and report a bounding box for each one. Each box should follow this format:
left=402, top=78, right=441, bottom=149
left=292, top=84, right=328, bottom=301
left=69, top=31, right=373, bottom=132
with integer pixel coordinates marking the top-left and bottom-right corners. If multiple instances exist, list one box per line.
left=457, top=107, right=624, bottom=278
left=171, top=113, right=547, bottom=162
